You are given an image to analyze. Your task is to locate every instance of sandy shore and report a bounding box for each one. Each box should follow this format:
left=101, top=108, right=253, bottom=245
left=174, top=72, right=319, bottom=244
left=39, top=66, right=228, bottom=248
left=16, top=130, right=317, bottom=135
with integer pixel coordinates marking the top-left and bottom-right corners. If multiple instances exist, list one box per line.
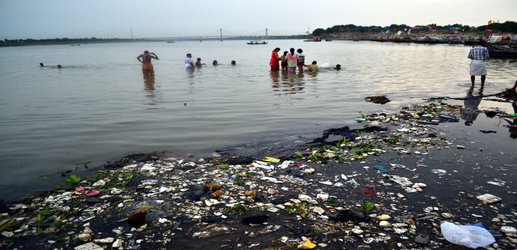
left=1, top=97, right=516, bottom=249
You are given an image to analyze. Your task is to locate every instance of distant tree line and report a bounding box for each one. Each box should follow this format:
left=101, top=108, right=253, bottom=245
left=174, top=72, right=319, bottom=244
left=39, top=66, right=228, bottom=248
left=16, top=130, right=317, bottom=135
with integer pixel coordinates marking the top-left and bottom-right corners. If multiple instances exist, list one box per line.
left=312, top=21, right=517, bottom=36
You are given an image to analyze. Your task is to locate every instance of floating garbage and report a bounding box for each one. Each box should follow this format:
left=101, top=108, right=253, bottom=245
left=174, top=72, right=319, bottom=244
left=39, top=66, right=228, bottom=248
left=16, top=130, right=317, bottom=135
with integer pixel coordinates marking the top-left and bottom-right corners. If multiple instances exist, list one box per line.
left=376, top=214, right=391, bottom=221
left=328, top=210, right=370, bottom=223
left=501, top=226, right=516, bottom=234
left=438, top=113, right=460, bottom=122
left=75, top=187, right=101, bottom=197
left=262, top=156, right=280, bottom=163
left=361, top=183, right=376, bottom=197
left=365, top=96, right=391, bottom=104
left=373, top=165, right=389, bottom=173
left=440, top=222, right=495, bottom=249
left=3, top=99, right=516, bottom=249
left=431, top=169, right=447, bottom=175
left=476, top=194, right=502, bottom=204
left=74, top=242, right=104, bottom=250
left=344, top=179, right=360, bottom=188
left=389, top=175, right=413, bottom=187
left=298, top=238, right=317, bottom=249
left=414, top=234, right=430, bottom=245
left=486, top=179, right=505, bottom=186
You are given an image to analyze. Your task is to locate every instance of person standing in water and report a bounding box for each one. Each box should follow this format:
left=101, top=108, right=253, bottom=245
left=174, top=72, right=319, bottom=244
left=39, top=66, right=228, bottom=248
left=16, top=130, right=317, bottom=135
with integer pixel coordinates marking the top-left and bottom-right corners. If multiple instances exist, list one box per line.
left=195, top=58, right=205, bottom=68
left=280, top=51, right=288, bottom=72
left=184, top=53, right=195, bottom=70
left=468, top=39, right=489, bottom=86
left=270, top=48, right=281, bottom=71
left=296, top=48, right=305, bottom=73
left=137, top=50, right=159, bottom=77
left=287, top=48, right=297, bottom=74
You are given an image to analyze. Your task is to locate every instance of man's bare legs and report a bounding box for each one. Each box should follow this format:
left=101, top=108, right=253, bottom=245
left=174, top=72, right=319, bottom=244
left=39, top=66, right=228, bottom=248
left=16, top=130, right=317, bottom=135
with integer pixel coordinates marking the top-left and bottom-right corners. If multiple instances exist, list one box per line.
left=471, top=75, right=486, bottom=86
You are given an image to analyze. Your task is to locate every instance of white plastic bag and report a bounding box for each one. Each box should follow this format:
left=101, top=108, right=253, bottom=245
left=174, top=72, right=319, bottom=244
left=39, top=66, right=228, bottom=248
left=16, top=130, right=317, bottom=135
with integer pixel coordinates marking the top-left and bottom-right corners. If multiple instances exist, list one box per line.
left=440, top=222, right=495, bottom=249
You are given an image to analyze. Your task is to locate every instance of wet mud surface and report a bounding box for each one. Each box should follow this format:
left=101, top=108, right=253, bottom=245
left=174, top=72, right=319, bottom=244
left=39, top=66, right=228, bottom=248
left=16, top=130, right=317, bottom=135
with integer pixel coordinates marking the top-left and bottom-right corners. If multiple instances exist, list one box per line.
left=1, top=99, right=516, bottom=249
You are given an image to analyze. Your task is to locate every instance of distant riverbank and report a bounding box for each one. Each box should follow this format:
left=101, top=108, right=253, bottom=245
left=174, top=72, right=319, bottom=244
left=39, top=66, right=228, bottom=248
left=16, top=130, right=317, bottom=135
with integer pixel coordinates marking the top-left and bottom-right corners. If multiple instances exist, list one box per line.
left=0, top=35, right=308, bottom=47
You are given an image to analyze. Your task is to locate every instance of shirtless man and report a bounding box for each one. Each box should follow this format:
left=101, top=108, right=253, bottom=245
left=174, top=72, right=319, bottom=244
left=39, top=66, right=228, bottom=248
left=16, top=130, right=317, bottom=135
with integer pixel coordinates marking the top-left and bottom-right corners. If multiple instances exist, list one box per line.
left=137, top=50, right=159, bottom=77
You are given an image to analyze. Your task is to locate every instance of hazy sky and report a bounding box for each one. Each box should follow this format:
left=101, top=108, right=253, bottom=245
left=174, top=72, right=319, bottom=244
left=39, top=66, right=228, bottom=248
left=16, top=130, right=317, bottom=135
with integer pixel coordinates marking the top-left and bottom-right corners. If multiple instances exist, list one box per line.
left=1, top=0, right=516, bottom=39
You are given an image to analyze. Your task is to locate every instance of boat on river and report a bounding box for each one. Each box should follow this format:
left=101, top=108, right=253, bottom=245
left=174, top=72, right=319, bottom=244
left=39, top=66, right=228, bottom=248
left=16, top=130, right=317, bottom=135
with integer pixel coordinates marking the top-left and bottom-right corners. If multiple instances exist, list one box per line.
left=304, top=37, right=321, bottom=42
left=247, top=41, right=267, bottom=45
left=488, top=44, right=517, bottom=58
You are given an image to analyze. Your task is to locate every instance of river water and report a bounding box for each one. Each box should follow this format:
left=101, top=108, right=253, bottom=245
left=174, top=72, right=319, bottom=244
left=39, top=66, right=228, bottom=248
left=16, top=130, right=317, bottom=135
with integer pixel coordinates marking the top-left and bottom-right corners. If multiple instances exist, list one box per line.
left=0, top=40, right=516, bottom=201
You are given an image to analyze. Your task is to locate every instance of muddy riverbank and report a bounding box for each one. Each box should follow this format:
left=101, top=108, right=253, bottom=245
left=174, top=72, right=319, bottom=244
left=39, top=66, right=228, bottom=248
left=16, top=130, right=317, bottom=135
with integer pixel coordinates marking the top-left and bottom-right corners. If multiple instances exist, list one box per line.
left=1, top=98, right=516, bottom=249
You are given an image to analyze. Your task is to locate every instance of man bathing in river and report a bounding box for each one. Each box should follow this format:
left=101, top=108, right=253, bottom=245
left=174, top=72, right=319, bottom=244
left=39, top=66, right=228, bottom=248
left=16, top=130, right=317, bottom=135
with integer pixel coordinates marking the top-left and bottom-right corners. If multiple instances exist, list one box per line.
left=137, top=50, right=159, bottom=77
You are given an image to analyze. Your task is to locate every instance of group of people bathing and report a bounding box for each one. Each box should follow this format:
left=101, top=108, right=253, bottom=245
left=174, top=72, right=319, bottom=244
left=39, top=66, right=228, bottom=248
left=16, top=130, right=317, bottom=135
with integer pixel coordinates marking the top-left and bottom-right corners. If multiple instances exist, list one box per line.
left=184, top=53, right=236, bottom=69
left=136, top=50, right=236, bottom=78
left=269, top=47, right=341, bottom=74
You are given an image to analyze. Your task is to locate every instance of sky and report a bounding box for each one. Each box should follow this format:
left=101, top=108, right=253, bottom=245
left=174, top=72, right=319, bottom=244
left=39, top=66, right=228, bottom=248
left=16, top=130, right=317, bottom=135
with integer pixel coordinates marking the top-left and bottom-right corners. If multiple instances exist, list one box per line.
left=0, top=0, right=516, bottom=39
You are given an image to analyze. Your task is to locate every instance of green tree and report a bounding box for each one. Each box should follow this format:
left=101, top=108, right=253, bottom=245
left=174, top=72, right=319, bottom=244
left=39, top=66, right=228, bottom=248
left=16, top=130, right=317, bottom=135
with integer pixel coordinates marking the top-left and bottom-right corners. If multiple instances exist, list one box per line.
left=313, top=28, right=326, bottom=36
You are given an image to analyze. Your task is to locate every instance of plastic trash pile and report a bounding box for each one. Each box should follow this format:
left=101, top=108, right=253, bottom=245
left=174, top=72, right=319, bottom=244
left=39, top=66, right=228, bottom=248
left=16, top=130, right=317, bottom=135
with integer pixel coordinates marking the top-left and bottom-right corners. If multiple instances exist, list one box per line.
left=1, top=100, right=515, bottom=249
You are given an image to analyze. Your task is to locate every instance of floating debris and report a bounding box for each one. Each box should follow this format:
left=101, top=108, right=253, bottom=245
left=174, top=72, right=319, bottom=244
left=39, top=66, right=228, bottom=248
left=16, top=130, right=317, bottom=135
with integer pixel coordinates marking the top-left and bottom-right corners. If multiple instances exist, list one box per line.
left=1, top=100, right=515, bottom=249
left=476, top=194, right=502, bottom=204
left=365, top=95, right=391, bottom=104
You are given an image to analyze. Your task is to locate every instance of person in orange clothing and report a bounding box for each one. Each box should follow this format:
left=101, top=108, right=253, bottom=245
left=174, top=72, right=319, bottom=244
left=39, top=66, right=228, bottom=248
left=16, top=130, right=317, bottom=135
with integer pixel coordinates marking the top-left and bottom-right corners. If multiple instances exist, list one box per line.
left=137, top=50, right=159, bottom=78
left=269, top=47, right=281, bottom=71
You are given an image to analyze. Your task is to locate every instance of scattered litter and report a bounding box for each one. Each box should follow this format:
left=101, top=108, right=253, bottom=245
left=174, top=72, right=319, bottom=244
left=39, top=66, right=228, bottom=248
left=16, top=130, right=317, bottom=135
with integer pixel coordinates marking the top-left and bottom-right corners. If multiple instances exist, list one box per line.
left=476, top=194, right=502, bottom=204
left=500, top=226, right=516, bottom=234
left=414, top=234, right=430, bottom=245
left=373, top=165, right=389, bottom=173
left=389, top=175, right=413, bottom=187
left=344, top=179, right=360, bottom=188
left=438, top=113, right=460, bottom=122
left=262, top=156, right=280, bottom=163
left=440, top=222, right=495, bottom=249
left=75, top=187, right=101, bottom=197
left=365, top=96, right=390, bottom=104
left=361, top=184, right=376, bottom=197
left=3, top=100, right=515, bottom=249
left=486, top=179, right=506, bottom=186
left=298, top=238, right=317, bottom=249
left=431, top=169, right=447, bottom=175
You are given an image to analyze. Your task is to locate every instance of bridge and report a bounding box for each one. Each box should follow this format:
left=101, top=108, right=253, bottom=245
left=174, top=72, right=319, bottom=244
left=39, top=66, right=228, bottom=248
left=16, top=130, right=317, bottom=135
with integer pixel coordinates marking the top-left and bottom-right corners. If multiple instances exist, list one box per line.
left=141, top=28, right=307, bottom=41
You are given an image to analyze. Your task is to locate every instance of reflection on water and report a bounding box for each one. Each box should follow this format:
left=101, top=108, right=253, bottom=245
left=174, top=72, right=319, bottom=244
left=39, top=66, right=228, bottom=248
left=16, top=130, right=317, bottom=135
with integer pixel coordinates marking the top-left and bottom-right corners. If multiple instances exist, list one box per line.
left=461, top=85, right=484, bottom=126
left=271, top=71, right=305, bottom=95
left=143, top=74, right=158, bottom=107
left=144, top=74, right=155, bottom=90
left=504, top=102, right=517, bottom=139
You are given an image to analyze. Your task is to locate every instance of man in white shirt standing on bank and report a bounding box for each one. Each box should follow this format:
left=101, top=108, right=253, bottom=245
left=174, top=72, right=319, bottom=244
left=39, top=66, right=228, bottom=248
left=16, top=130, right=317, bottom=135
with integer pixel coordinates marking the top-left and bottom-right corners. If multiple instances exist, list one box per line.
left=468, top=40, right=489, bottom=86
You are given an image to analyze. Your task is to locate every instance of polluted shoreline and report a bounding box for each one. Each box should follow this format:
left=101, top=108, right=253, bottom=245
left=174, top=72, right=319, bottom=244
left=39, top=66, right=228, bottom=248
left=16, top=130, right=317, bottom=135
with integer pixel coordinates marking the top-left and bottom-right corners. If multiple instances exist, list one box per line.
left=1, top=96, right=516, bottom=249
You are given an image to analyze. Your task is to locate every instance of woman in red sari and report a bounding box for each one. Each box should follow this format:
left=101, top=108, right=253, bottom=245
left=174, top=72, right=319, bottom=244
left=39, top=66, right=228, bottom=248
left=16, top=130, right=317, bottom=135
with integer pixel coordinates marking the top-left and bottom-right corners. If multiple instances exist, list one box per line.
left=269, top=48, right=281, bottom=71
